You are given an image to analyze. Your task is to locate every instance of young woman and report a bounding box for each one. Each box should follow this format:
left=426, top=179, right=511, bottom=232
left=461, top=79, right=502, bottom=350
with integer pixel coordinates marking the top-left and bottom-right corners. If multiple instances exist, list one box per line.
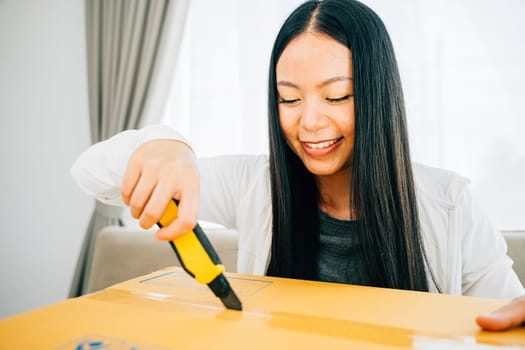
left=72, top=0, right=524, bottom=329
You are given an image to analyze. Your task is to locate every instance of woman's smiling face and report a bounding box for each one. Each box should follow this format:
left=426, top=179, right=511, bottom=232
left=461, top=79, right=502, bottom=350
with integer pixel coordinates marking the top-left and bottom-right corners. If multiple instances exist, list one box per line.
left=276, top=32, right=355, bottom=177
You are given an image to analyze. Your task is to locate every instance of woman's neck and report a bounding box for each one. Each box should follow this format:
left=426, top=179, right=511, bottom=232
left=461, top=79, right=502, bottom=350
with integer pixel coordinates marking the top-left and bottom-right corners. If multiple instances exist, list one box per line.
left=316, top=171, right=355, bottom=220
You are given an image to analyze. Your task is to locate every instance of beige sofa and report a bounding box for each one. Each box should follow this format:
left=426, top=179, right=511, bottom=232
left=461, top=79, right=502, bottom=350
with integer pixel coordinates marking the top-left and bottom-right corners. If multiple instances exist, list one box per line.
left=503, top=230, right=525, bottom=288
left=83, top=225, right=238, bottom=294
left=83, top=226, right=525, bottom=294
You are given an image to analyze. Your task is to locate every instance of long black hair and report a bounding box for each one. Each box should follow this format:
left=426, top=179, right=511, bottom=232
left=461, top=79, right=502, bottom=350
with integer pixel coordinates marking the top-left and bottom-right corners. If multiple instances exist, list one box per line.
left=267, top=0, right=432, bottom=292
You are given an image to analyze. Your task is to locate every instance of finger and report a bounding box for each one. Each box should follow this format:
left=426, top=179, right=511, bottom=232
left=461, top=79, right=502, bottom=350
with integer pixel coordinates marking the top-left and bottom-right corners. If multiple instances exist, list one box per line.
left=476, top=314, right=514, bottom=331
left=476, top=297, right=525, bottom=331
left=128, top=169, right=157, bottom=219
left=121, top=157, right=142, bottom=206
left=154, top=199, right=198, bottom=240
left=155, top=187, right=199, bottom=241
left=138, top=178, right=175, bottom=230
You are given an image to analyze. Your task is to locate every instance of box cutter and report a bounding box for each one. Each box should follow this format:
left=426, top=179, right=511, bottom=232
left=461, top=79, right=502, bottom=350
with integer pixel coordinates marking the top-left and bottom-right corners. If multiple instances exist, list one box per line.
left=157, top=199, right=242, bottom=311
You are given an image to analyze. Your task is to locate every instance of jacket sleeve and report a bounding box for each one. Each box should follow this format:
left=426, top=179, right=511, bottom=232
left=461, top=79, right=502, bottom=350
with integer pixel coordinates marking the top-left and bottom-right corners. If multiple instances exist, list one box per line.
left=70, top=125, right=271, bottom=233
left=459, top=188, right=525, bottom=299
left=70, top=124, right=189, bottom=206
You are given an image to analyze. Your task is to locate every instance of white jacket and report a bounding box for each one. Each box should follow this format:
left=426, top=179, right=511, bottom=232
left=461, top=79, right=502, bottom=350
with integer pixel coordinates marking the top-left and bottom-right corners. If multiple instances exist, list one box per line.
left=71, top=125, right=525, bottom=300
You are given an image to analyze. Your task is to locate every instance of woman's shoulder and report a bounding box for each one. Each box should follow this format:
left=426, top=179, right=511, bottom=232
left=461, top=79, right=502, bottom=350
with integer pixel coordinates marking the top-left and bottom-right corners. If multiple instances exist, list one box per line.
left=412, top=162, right=471, bottom=208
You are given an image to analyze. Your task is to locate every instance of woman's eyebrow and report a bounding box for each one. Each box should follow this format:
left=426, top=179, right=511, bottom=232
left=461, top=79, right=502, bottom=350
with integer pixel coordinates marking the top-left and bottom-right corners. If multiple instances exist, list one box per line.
left=277, top=80, right=299, bottom=89
left=318, top=76, right=353, bottom=88
left=277, top=76, right=353, bottom=89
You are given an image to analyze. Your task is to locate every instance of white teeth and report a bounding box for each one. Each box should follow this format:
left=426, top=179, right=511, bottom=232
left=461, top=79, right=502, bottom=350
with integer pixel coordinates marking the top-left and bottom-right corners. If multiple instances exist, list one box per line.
left=305, top=138, right=339, bottom=149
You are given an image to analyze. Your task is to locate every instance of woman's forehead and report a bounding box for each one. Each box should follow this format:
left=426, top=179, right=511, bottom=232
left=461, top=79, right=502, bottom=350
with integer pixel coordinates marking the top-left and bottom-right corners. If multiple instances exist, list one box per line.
left=276, top=32, right=352, bottom=83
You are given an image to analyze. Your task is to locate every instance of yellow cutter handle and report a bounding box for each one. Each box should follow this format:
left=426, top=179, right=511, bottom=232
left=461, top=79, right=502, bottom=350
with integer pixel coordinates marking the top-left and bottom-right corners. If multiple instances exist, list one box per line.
left=158, top=199, right=225, bottom=284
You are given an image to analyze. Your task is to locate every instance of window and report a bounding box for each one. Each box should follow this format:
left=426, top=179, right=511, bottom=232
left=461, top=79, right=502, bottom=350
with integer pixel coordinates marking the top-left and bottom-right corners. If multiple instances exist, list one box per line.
left=161, top=0, right=525, bottom=230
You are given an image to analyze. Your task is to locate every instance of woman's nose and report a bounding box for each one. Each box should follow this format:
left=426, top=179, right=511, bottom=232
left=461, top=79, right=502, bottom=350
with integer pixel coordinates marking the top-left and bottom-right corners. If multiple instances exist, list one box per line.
left=299, top=98, right=328, bottom=130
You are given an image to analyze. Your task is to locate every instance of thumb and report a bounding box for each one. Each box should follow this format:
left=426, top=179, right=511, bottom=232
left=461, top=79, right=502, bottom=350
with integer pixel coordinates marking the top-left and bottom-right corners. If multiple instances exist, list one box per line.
left=476, top=296, right=525, bottom=331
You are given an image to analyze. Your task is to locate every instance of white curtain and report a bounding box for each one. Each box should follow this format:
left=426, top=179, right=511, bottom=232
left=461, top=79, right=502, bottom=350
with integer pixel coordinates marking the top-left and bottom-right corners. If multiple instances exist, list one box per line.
left=369, top=0, right=525, bottom=230
left=160, top=0, right=525, bottom=230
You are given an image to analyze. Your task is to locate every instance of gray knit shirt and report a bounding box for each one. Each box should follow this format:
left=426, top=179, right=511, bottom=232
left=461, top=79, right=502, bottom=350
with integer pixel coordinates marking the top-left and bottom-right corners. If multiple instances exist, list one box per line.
left=317, top=210, right=371, bottom=286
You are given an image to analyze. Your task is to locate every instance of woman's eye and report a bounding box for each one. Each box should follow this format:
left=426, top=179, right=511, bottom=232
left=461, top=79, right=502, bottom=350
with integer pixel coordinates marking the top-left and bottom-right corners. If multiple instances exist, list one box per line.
left=326, top=95, right=352, bottom=103
left=278, top=98, right=301, bottom=105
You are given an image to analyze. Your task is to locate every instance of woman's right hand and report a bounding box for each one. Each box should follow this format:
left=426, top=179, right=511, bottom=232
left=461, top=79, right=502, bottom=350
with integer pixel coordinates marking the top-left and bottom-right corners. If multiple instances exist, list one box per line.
left=120, top=139, right=200, bottom=240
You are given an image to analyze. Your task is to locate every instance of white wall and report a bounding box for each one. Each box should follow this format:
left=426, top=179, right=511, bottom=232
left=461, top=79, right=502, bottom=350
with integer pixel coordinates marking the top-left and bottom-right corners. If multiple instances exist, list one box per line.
left=0, top=0, right=93, bottom=318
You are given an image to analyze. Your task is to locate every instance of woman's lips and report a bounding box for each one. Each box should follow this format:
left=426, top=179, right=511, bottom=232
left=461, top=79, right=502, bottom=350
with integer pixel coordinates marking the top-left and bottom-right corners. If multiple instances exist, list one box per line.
left=301, top=137, right=343, bottom=157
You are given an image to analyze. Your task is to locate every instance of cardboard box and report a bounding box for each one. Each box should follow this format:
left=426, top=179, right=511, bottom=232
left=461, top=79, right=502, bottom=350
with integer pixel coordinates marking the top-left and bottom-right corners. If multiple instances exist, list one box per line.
left=1, top=267, right=524, bottom=349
